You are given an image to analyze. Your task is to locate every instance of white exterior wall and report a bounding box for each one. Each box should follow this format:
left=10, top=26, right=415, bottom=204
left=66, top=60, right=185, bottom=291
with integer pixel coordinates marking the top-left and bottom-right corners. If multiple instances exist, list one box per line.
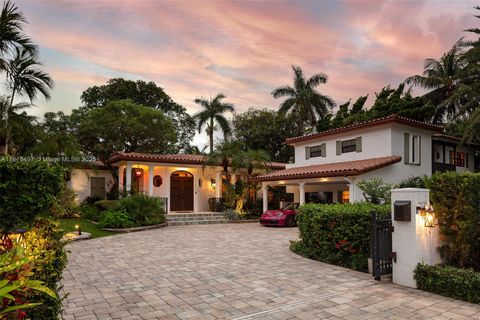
left=289, top=125, right=392, bottom=168
left=69, top=168, right=114, bottom=202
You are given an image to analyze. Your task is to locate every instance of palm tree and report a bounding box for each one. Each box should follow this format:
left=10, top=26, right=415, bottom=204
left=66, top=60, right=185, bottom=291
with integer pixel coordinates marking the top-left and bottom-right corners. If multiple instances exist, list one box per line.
left=193, top=93, right=235, bottom=153
left=235, top=149, right=271, bottom=204
left=0, top=95, right=35, bottom=155
left=3, top=48, right=53, bottom=154
left=272, top=66, right=335, bottom=136
left=405, top=40, right=467, bottom=122
left=204, top=140, right=245, bottom=181
left=0, top=0, right=37, bottom=72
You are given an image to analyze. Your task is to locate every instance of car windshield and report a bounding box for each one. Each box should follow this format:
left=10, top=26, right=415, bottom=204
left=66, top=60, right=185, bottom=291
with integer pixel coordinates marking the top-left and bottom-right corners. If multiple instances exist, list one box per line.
left=282, top=203, right=299, bottom=210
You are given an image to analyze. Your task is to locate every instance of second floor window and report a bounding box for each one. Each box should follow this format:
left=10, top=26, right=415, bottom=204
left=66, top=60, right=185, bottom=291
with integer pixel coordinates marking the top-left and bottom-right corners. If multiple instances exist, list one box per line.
left=306, top=143, right=326, bottom=159
left=341, top=139, right=357, bottom=153
left=404, top=133, right=421, bottom=165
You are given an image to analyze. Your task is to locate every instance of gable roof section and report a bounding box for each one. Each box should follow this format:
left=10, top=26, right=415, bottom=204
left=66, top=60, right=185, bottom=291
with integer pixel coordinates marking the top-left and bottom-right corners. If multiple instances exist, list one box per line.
left=285, top=115, right=444, bottom=145
left=107, top=152, right=286, bottom=170
left=252, top=156, right=402, bottom=182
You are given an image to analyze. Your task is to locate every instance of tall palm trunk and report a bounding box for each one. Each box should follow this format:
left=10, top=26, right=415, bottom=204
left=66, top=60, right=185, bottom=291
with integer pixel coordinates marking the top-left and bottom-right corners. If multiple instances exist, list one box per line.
left=209, top=117, right=214, bottom=154
left=3, top=87, right=16, bottom=155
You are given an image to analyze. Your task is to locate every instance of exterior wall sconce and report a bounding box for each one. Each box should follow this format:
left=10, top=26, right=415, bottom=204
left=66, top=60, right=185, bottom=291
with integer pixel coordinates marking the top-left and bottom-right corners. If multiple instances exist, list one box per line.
left=134, top=168, right=142, bottom=178
left=211, top=179, right=216, bottom=189
left=417, top=202, right=435, bottom=227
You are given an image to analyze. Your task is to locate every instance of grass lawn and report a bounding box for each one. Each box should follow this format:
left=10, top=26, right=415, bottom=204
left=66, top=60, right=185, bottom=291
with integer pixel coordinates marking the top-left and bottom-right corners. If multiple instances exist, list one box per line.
left=60, top=219, right=118, bottom=239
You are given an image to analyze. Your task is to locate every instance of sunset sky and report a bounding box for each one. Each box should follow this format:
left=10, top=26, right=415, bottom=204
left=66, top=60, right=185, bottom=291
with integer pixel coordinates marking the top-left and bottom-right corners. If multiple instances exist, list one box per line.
left=15, top=0, right=479, bottom=146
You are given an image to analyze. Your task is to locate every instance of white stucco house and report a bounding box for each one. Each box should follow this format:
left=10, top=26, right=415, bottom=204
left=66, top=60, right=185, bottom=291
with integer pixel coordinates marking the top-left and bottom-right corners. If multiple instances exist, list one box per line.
left=68, top=153, right=285, bottom=213
left=69, top=115, right=479, bottom=214
left=252, top=115, right=480, bottom=212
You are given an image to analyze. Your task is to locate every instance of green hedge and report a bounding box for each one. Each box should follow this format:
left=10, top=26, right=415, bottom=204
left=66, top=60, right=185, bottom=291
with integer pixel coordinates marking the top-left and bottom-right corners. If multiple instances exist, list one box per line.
left=0, top=160, right=66, bottom=232
left=414, top=264, right=480, bottom=304
left=291, top=203, right=389, bottom=272
left=425, top=172, right=480, bottom=270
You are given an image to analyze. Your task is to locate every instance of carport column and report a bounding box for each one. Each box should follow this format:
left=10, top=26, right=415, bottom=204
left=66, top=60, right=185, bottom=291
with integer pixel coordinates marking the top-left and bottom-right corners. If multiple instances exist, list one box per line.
left=118, top=165, right=125, bottom=192
left=125, top=162, right=132, bottom=193
left=299, top=182, right=306, bottom=205
left=262, top=183, right=268, bottom=213
left=148, top=164, right=154, bottom=196
left=215, top=171, right=222, bottom=198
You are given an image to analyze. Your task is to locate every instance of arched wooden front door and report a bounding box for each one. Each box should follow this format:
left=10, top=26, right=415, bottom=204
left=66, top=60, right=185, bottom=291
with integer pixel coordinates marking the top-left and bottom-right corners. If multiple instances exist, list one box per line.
left=170, top=171, right=194, bottom=211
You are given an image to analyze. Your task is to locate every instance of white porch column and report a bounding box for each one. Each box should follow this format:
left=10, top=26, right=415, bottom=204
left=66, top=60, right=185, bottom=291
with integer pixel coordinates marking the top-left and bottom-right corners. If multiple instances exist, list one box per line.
left=148, top=164, right=154, bottom=196
left=231, top=174, right=237, bottom=185
left=125, top=162, right=132, bottom=193
left=215, top=171, right=221, bottom=198
left=118, top=165, right=125, bottom=193
left=262, top=183, right=269, bottom=213
left=299, top=182, right=306, bottom=205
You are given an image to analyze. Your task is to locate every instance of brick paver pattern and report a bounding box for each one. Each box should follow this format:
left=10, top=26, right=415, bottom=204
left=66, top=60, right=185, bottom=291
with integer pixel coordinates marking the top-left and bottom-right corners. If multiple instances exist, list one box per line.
left=62, top=224, right=480, bottom=320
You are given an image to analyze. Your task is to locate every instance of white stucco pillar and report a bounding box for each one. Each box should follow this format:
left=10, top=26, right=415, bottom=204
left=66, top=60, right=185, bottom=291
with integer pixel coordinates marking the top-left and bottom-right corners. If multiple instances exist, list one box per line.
left=345, top=177, right=356, bottom=203
left=125, top=162, right=132, bottom=193
left=118, top=165, right=125, bottom=192
left=148, top=164, right=154, bottom=196
left=299, top=182, right=306, bottom=205
left=231, top=174, right=237, bottom=185
left=262, top=183, right=269, bottom=213
left=391, top=188, right=443, bottom=288
left=215, top=171, right=221, bottom=198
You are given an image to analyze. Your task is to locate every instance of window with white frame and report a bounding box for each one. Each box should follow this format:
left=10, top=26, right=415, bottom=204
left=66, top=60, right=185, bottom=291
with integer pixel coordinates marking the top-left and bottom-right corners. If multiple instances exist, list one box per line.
left=404, top=133, right=421, bottom=165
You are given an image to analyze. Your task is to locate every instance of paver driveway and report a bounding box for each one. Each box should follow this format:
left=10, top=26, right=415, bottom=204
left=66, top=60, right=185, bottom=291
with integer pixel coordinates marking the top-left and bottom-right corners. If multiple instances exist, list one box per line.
left=63, top=224, right=480, bottom=320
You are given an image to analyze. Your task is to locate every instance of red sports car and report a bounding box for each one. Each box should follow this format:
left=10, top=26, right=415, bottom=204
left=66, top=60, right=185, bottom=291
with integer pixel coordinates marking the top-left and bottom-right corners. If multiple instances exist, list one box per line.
left=260, top=203, right=300, bottom=227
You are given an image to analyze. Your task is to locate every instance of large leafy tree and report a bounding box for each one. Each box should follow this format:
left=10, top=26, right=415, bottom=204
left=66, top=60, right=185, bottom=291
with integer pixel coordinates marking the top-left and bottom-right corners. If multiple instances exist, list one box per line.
left=232, top=108, right=294, bottom=163
left=272, top=65, right=335, bottom=136
left=405, top=40, right=466, bottom=122
left=80, top=78, right=195, bottom=153
left=0, top=0, right=37, bottom=72
left=193, top=93, right=235, bottom=153
left=76, top=99, right=177, bottom=162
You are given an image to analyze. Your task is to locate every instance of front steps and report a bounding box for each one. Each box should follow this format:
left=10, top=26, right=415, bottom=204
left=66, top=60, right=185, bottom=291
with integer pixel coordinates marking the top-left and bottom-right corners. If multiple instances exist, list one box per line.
left=166, top=212, right=230, bottom=226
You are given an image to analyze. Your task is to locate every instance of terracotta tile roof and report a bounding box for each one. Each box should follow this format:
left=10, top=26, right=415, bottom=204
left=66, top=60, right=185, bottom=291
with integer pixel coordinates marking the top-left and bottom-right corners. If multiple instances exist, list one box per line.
left=285, top=115, right=444, bottom=145
left=107, top=152, right=286, bottom=169
left=252, top=156, right=402, bottom=182
left=433, top=134, right=480, bottom=147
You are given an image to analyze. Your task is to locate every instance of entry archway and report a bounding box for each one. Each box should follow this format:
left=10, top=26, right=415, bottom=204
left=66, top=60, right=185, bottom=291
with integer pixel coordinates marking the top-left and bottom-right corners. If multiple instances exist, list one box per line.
left=170, top=171, right=194, bottom=211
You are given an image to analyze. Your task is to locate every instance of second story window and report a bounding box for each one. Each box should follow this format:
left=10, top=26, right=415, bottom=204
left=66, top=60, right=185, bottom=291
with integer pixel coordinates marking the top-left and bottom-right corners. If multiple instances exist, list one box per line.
left=336, top=137, right=362, bottom=155
left=341, top=139, right=357, bottom=153
left=305, top=143, right=326, bottom=159
left=404, top=133, right=421, bottom=165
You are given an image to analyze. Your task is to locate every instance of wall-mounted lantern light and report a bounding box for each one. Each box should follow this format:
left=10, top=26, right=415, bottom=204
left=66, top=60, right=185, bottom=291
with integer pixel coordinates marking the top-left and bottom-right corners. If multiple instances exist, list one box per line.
left=211, top=179, right=216, bottom=189
left=134, top=168, right=142, bottom=178
left=418, top=202, right=435, bottom=227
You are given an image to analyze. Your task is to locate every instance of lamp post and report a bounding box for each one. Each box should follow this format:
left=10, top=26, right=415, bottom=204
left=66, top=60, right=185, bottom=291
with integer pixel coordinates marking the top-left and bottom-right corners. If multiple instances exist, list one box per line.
left=75, top=224, right=82, bottom=235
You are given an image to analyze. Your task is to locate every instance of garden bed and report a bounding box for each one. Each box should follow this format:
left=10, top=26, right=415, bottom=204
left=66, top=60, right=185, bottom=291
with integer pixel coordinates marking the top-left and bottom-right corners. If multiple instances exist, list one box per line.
left=101, top=222, right=168, bottom=232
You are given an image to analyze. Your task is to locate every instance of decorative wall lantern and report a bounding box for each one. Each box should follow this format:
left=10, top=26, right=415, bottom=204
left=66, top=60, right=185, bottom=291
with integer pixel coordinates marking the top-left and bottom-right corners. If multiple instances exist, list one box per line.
left=418, top=202, right=435, bottom=227
left=134, top=168, right=142, bottom=178
left=211, top=179, right=216, bottom=189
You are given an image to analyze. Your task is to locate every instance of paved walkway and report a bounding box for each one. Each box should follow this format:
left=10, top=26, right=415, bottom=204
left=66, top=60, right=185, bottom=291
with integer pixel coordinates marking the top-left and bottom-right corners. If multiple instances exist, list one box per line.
left=62, top=224, right=480, bottom=320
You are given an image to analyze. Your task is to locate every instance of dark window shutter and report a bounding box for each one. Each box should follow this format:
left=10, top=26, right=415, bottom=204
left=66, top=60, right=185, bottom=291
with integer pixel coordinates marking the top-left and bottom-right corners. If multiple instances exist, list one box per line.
left=305, top=146, right=310, bottom=160
left=321, top=143, right=326, bottom=157
left=418, top=136, right=421, bottom=164
left=404, top=133, right=410, bottom=164
left=466, top=153, right=469, bottom=168
left=355, top=137, right=362, bottom=152
left=336, top=141, right=342, bottom=155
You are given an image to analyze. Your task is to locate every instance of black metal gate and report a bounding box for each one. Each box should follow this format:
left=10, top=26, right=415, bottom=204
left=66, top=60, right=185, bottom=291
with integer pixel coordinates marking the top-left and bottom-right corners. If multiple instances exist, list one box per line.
left=371, top=212, right=393, bottom=280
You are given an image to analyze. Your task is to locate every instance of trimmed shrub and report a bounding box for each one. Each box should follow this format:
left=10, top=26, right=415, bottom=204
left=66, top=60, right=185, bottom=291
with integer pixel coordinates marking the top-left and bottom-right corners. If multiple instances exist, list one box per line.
left=292, top=203, right=389, bottom=272
left=51, top=187, right=81, bottom=219
left=0, top=160, right=65, bottom=232
left=398, top=176, right=427, bottom=188
left=98, top=211, right=136, bottom=228
left=79, top=203, right=104, bottom=222
left=95, top=199, right=121, bottom=211
left=425, top=172, right=480, bottom=270
left=119, top=194, right=166, bottom=226
left=414, top=264, right=480, bottom=304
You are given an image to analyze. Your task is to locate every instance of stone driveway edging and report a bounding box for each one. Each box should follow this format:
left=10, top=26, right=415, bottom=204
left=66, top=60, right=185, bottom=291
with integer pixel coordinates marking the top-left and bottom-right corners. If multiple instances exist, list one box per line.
left=101, top=222, right=168, bottom=232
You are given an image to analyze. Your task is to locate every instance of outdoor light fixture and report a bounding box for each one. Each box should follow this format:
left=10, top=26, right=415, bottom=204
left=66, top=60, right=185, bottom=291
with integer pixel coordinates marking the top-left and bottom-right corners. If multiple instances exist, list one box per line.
left=75, top=224, right=82, bottom=235
left=134, top=168, right=142, bottom=178
left=418, top=202, right=435, bottom=228
left=211, top=179, right=216, bottom=189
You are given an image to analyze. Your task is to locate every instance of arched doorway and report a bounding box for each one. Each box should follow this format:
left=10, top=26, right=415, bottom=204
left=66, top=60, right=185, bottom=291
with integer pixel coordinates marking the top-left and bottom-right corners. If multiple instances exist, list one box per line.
left=170, top=171, right=194, bottom=211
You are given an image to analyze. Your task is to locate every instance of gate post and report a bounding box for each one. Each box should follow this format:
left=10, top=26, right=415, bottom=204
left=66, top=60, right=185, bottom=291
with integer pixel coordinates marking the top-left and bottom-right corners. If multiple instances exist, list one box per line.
left=390, top=188, right=443, bottom=288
